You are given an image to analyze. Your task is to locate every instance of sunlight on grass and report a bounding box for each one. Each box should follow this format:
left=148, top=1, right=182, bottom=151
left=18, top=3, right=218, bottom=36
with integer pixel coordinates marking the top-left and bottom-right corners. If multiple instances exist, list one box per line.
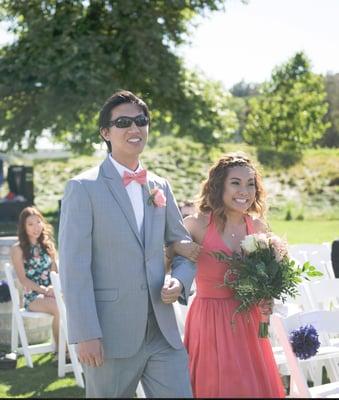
left=269, top=219, right=339, bottom=244
left=0, top=352, right=84, bottom=398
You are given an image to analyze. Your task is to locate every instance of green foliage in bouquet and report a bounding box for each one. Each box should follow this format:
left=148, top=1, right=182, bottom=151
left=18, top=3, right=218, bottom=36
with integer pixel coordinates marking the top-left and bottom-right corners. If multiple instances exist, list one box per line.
left=211, top=233, right=323, bottom=337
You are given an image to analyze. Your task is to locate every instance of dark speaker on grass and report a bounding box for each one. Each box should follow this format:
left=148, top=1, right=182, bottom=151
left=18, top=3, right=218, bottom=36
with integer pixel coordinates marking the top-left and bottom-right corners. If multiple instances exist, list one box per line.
left=331, top=240, right=339, bottom=278
left=7, top=165, right=34, bottom=204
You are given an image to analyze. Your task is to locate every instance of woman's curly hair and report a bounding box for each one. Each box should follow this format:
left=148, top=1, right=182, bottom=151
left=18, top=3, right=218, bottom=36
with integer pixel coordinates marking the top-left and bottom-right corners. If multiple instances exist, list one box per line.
left=17, top=206, right=57, bottom=262
left=198, top=152, right=267, bottom=231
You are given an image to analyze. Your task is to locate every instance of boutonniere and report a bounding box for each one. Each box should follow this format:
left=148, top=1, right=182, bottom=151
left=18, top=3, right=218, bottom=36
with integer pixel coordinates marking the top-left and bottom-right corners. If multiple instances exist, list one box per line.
left=147, top=184, right=167, bottom=208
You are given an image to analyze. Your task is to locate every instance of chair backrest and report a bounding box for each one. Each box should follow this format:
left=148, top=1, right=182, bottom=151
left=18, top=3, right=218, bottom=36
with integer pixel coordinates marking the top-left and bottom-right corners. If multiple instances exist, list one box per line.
left=271, top=309, right=339, bottom=397
left=288, top=244, right=333, bottom=279
left=50, top=271, right=68, bottom=336
left=301, top=278, right=339, bottom=311
left=4, top=263, right=21, bottom=310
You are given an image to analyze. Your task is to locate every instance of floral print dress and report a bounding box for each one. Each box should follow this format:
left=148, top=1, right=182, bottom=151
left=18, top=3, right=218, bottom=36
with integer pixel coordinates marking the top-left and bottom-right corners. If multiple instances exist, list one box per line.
left=23, top=244, right=52, bottom=310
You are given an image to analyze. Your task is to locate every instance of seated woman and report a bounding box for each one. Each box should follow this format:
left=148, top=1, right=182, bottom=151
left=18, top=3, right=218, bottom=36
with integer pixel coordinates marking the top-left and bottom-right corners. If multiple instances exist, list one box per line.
left=10, top=206, right=61, bottom=360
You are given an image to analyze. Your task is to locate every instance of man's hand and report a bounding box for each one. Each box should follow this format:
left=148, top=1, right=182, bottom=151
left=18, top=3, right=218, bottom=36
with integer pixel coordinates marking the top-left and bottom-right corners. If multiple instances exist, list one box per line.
left=76, top=339, right=104, bottom=367
left=161, top=275, right=183, bottom=304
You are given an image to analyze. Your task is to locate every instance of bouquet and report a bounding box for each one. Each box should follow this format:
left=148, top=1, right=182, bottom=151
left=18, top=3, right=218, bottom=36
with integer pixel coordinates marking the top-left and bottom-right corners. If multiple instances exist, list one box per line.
left=211, top=233, right=322, bottom=338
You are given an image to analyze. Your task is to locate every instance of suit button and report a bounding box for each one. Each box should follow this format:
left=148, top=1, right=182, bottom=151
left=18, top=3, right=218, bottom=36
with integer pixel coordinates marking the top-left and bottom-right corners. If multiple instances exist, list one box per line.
left=141, top=283, right=148, bottom=290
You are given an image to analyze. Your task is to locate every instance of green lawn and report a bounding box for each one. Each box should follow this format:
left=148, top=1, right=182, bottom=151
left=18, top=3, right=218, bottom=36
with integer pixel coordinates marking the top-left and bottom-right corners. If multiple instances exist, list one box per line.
left=269, top=219, right=339, bottom=244
left=0, top=351, right=84, bottom=398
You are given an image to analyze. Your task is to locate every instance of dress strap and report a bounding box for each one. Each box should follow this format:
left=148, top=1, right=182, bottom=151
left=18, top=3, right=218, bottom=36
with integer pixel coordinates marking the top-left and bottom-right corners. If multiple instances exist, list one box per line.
left=244, top=214, right=255, bottom=235
left=200, top=212, right=217, bottom=247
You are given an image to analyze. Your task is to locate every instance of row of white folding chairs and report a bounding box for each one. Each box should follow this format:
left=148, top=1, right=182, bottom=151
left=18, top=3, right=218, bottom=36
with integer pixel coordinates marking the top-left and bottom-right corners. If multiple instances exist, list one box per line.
left=288, top=243, right=334, bottom=279
left=271, top=278, right=339, bottom=390
left=271, top=309, right=339, bottom=397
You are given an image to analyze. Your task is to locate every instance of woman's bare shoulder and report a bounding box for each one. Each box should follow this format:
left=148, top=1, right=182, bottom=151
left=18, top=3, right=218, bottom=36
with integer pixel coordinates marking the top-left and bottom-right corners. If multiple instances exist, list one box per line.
left=184, top=212, right=208, bottom=228
left=10, top=242, right=22, bottom=255
left=184, top=213, right=209, bottom=243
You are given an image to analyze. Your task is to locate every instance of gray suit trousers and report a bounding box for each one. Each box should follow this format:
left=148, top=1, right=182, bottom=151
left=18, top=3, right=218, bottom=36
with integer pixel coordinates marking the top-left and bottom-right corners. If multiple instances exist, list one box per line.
left=82, top=311, right=193, bottom=398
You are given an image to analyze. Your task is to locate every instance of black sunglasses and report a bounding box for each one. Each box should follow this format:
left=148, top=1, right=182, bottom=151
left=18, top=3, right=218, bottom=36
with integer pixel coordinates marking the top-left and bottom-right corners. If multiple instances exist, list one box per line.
left=108, top=114, right=149, bottom=129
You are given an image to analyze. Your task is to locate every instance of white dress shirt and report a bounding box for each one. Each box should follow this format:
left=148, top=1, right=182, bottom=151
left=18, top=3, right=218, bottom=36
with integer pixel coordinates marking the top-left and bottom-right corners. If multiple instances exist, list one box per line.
left=109, top=155, right=144, bottom=232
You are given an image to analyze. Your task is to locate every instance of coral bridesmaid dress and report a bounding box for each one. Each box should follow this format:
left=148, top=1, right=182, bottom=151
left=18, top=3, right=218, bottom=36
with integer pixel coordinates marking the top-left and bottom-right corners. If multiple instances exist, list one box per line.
left=184, top=214, right=285, bottom=398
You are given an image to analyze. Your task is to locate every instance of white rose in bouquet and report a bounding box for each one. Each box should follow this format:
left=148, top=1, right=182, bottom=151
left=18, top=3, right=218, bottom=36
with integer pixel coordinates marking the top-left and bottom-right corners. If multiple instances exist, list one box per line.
left=241, top=235, right=257, bottom=254
left=256, top=233, right=269, bottom=249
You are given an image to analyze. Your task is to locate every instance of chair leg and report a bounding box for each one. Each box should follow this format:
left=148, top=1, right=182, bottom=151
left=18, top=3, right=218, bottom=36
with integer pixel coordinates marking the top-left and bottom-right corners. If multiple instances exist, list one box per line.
left=68, top=343, right=84, bottom=388
left=136, top=381, right=146, bottom=398
left=11, top=312, right=18, bottom=352
left=15, top=313, right=33, bottom=368
left=58, top=323, right=67, bottom=378
left=324, top=359, right=339, bottom=382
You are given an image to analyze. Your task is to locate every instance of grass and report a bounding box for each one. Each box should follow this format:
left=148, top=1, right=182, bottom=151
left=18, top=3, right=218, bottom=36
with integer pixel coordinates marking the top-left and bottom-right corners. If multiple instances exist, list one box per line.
left=0, top=350, right=84, bottom=398
left=269, top=219, right=339, bottom=244
left=39, top=212, right=338, bottom=246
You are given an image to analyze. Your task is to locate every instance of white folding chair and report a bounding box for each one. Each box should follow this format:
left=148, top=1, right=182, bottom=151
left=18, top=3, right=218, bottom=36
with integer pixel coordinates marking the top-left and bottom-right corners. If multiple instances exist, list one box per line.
left=273, top=281, right=339, bottom=386
left=302, top=278, right=339, bottom=313
left=300, top=278, right=339, bottom=382
left=50, top=271, right=84, bottom=388
left=288, top=244, right=334, bottom=279
left=4, top=262, right=55, bottom=368
left=271, top=309, right=339, bottom=398
left=136, top=382, right=146, bottom=398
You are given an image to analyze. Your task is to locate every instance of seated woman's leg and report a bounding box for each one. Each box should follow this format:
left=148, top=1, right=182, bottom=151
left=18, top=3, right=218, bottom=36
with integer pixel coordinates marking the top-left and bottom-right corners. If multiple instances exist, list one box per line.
left=28, top=297, right=60, bottom=346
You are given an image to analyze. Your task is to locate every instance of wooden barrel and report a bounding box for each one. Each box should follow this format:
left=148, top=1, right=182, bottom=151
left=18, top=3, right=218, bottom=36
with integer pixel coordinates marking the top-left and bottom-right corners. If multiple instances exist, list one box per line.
left=0, top=236, right=52, bottom=346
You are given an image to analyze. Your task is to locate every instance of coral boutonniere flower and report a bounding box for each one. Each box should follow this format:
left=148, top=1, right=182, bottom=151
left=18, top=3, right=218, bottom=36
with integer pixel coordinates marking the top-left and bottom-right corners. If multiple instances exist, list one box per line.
left=147, top=186, right=166, bottom=208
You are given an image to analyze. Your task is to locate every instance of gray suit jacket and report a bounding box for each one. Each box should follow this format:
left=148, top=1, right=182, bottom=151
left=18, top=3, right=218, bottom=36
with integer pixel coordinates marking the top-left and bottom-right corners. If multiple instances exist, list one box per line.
left=58, top=155, right=195, bottom=358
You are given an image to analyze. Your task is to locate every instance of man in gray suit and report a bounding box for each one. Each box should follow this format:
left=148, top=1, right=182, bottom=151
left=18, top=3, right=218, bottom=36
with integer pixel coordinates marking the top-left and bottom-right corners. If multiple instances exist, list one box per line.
left=58, top=90, right=195, bottom=398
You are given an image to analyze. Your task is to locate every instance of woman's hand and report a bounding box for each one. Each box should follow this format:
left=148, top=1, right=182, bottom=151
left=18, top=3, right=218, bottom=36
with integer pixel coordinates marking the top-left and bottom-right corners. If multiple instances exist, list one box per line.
left=43, top=285, right=55, bottom=298
left=258, top=298, right=274, bottom=315
left=172, top=240, right=201, bottom=262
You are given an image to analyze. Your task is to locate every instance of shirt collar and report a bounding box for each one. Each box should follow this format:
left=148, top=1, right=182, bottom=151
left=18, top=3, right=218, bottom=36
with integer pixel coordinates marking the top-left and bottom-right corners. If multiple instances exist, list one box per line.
left=109, top=154, right=143, bottom=178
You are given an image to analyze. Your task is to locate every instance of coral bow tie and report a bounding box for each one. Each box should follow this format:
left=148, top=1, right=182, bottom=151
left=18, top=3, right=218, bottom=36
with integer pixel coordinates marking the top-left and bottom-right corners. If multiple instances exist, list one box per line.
left=122, top=169, right=147, bottom=186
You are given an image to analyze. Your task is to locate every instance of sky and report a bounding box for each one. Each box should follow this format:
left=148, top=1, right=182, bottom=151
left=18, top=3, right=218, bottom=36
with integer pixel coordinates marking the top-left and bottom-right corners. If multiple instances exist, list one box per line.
left=0, top=0, right=338, bottom=91
left=179, top=0, right=339, bottom=88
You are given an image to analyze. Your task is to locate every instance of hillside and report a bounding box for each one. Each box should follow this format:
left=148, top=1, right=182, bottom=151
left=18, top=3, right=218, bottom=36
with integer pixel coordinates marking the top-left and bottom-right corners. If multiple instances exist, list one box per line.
left=30, top=138, right=338, bottom=222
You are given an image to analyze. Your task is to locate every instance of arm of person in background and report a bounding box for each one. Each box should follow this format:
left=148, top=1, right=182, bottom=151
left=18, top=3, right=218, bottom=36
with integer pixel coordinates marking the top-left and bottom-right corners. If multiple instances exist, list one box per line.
left=44, top=258, right=59, bottom=299
left=10, top=244, right=49, bottom=296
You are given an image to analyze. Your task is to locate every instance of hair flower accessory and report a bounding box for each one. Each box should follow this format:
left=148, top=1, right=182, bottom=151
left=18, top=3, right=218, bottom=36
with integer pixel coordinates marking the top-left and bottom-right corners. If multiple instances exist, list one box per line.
left=289, top=324, right=320, bottom=360
left=147, top=186, right=166, bottom=208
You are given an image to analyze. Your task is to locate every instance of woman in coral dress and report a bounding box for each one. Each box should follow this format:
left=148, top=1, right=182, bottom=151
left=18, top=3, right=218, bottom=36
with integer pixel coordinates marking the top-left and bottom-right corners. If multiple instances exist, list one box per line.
left=178, top=152, right=285, bottom=398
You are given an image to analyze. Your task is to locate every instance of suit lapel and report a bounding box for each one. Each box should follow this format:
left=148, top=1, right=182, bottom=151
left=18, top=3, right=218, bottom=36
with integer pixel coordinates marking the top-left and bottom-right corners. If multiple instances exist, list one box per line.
left=100, top=156, right=143, bottom=248
left=142, top=180, right=155, bottom=255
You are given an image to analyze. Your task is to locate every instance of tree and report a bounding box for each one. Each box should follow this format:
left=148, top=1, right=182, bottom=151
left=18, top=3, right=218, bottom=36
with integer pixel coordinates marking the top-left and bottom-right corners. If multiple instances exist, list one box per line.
left=230, top=80, right=259, bottom=98
left=0, top=0, right=233, bottom=153
left=320, top=73, right=339, bottom=148
left=229, top=79, right=260, bottom=142
left=243, top=52, right=330, bottom=156
left=158, top=69, right=239, bottom=144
